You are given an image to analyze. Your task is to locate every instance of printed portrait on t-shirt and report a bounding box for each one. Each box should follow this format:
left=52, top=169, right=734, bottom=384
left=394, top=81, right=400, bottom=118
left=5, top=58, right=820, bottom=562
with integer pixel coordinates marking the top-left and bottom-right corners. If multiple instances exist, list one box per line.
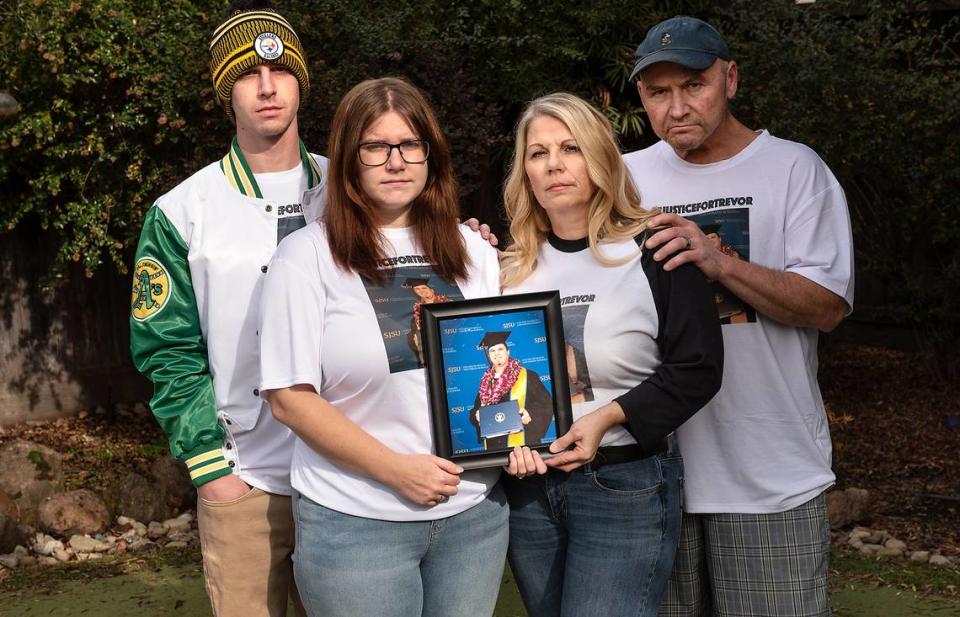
left=689, top=209, right=757, bottom=325
left=251, top=166, right=308, bottom=244
left=560, top=304, right=594, bottom=404
left=361, top=264, right=465, bottom=373
left=276, top=202, right=306, bottom=243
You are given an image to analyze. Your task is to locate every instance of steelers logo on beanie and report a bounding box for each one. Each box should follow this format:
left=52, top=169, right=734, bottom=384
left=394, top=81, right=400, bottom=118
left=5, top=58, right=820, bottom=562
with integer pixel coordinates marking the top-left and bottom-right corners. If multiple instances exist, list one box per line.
left=208, top=7, right=309, bottom=120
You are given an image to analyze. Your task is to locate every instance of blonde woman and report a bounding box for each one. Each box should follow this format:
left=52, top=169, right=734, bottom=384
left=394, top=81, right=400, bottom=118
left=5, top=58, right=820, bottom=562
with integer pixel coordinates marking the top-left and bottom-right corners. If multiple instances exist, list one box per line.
left=500, top=92, right=723, bottom=617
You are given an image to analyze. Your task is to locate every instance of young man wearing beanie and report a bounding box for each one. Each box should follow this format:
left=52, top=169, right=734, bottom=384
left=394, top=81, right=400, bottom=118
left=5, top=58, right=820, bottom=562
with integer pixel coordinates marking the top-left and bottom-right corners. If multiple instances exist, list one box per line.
left=129, top=3, right=323, bottom=615
left=624, top=16, right=854, bottom=617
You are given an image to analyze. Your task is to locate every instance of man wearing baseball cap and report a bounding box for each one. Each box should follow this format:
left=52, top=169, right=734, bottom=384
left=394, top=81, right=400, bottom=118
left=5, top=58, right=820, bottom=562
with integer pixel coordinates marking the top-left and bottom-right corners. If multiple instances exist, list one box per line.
left=623, top=16, right=854, bottom=616
left=129, top=2, right=324, bottom=615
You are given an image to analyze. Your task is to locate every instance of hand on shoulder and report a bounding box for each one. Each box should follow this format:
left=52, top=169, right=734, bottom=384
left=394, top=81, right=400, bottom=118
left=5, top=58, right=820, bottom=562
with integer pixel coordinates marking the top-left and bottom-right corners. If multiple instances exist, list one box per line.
left=643, top=213, right=729, bottom=280
left=461, top=217, right=499, bottom=248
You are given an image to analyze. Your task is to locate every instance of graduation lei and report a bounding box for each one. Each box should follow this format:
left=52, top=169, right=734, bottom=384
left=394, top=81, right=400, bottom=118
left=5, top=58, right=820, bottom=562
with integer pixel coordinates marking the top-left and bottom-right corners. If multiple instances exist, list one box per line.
left=412, top=294, right=450, bottom=330
left=478, top=358, right=523, bottom=406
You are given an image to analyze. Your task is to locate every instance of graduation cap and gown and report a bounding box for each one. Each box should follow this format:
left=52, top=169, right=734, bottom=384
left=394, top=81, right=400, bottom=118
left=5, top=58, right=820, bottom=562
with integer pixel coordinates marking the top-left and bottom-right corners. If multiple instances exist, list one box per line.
left=469, top=331, right=553, bottom=451
left=402, top=276, right=431, bottom=289
left=403, top=276, right=450, bottom=367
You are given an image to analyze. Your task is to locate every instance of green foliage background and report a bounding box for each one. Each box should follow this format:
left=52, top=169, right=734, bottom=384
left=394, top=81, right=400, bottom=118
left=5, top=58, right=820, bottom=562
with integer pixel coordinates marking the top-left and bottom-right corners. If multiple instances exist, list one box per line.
left=0, top=0, right=958, bottom=361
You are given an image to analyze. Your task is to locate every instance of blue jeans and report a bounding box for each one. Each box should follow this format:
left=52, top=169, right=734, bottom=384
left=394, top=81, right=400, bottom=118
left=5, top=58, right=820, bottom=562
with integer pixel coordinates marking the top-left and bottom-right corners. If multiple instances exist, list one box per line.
left=292, top=486, right=509, bottom=617
left=504, top=448, right=683, bottom=617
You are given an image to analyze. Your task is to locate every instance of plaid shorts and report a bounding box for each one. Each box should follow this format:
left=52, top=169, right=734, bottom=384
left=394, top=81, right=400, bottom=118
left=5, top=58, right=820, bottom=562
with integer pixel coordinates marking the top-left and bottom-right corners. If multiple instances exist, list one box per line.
left=657, top=493, right=831, bottom=617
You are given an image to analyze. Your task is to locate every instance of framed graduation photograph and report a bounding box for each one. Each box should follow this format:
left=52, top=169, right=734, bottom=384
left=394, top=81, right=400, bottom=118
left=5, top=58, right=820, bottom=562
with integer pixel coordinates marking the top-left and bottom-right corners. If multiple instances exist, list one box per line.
left=420, top=291, right=573, bottom=470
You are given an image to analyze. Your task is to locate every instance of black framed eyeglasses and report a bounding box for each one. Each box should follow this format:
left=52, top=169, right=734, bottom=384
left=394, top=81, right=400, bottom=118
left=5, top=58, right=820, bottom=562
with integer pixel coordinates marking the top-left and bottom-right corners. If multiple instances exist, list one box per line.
left=357, top=140, right=430, bottom=166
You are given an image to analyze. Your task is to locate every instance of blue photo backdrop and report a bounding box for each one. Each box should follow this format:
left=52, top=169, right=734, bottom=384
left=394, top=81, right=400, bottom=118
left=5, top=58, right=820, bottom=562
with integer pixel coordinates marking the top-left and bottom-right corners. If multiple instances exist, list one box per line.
left=438, top=309, right=557, bottom=454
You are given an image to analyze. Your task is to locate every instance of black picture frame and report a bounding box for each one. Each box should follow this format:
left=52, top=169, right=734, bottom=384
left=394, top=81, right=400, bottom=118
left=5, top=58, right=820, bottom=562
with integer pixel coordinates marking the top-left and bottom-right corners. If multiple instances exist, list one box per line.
left=421, top=291, right=573, bottom=470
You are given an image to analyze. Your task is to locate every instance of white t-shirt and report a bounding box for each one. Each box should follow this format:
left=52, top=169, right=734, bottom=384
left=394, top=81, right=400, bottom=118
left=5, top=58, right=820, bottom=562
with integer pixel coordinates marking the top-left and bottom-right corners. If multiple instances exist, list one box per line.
left=624, top=130, right=855, bottom=514
left=259, top=223, right=501, bottom=521
left=506, top=233, right=722, bottom=453
left=256, top=163, right=312, bottom=241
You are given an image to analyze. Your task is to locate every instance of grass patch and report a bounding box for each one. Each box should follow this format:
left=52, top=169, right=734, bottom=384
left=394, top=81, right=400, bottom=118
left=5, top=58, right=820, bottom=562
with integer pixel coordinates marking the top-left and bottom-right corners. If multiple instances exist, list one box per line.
left=831, top=547, right=960, bottom=599
left=0, top=547, right=202, bottom=595
left=1, top=545, right=957, bottom=617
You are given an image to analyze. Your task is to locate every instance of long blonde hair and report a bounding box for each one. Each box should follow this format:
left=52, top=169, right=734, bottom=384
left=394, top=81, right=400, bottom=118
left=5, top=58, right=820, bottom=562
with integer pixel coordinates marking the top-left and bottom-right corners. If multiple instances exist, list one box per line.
left=500, top=92, right=655, bottom=288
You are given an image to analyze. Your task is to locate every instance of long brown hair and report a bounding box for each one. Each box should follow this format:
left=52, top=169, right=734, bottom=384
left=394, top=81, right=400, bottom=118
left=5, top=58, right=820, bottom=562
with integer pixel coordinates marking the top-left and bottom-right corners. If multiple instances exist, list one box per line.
left=325, top=77, right=468, bottom=283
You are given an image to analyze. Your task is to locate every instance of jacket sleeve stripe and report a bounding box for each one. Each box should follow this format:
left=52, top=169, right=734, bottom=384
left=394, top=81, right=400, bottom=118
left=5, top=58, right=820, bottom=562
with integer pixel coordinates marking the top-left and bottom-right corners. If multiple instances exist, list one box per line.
left=189, top=460, right=230, bottom=482
left=186, top=449, right=227, bottom=468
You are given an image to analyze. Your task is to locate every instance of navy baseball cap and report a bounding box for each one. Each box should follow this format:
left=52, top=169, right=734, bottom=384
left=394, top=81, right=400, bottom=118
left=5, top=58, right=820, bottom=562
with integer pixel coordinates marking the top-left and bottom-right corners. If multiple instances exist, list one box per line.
left=630, top=16, right=731, bottom=80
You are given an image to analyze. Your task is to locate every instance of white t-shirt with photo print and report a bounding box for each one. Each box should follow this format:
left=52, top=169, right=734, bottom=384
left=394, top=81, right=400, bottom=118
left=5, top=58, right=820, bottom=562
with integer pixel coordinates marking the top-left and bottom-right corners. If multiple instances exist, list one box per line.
left=624, top=130, right=855, bottom=514
left=258, top=222, right=501, bottom=521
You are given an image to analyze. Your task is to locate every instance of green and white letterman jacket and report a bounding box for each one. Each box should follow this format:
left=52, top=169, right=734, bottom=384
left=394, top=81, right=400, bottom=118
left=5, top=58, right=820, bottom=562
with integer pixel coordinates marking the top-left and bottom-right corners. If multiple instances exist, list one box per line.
left=130, top=139, right=327, bottom=487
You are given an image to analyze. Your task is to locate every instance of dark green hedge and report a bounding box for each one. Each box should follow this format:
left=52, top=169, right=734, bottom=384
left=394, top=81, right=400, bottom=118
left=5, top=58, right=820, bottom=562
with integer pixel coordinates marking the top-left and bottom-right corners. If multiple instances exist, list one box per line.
left=713, top=2, right=960, bottom=367
left=0, top=0, right=664, bottom=280
left=1, top=0, right=958, bottom=359
left=0, top=0, right=223, bottom=281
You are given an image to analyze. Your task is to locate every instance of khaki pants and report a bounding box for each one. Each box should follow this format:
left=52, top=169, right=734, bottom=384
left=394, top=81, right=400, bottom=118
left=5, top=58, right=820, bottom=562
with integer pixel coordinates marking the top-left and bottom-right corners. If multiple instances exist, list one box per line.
left=198, top=487, right=306, bottom=617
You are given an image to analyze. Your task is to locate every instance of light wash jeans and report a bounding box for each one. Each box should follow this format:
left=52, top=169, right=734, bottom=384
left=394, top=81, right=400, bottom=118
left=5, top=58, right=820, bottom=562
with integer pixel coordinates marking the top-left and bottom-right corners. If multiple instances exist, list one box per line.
left=292, top=485, right=509, bottom=617
left=504, top=448, right=684, bottom=617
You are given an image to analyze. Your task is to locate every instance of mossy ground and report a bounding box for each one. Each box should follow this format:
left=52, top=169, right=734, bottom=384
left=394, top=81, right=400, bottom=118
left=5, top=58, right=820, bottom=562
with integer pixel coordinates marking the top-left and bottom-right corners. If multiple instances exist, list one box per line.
left=1, top=547, right=956, bottom=616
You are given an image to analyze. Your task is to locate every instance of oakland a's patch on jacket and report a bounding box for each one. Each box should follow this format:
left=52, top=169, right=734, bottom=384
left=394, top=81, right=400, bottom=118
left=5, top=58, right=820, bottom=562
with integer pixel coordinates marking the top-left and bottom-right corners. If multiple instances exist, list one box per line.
left=131, top=257, right=171, bottom=321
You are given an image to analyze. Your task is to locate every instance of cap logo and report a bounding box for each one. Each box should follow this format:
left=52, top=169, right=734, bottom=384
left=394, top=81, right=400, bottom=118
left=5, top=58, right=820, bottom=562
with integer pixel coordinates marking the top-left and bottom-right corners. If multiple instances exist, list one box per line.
left=254, top=32, right=283, bottom=60
left=494, top=412, right=506, bottom=423
left=661, top=33, right=672, bottom=46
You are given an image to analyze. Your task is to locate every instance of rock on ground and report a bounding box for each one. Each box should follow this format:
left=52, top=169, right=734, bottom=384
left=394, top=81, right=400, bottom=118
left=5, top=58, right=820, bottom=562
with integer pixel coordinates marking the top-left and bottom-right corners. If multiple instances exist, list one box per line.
left=111, top=472, right=168, bottom=524
left=859, top=543, right=882, bottom=556
left=163, top=516, right=190, bottom=533
left=38, top=489, right=111, bottom=536
left=18, top=554, right=37, bottom=567
left=68, top=535, right=112, bottom=553
left=150, top=456, right=194, bottom=512
left=146, top=521, right=168, bottom=539
left=31, top=533, right=63, bottom=556
left=848, top=526, right=885, bottom=545
left=0, top=440, right=63, bottom=525
left=827, top=487, right=872, bottom=530
left=0, top=490, right=18, bottom=519
left=0, top=511, right=27, bottom=554
left=885, top=538, right=907, bottom=551
left=877, top=546, right=903, bottom=558
left=930, top=554, right=954, bottom=568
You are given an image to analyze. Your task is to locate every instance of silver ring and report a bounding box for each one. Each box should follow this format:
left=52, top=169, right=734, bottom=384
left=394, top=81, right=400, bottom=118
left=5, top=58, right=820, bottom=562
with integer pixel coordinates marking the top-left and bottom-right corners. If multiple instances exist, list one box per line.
left=437, top=495, right=449, bottom=504
left=684, top=236, right=692, bottom=249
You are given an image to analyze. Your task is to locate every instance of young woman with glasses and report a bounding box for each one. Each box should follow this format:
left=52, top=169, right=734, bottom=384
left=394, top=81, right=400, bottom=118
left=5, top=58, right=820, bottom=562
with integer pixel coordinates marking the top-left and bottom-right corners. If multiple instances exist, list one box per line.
left=257, top=77, right=506, bottom=617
